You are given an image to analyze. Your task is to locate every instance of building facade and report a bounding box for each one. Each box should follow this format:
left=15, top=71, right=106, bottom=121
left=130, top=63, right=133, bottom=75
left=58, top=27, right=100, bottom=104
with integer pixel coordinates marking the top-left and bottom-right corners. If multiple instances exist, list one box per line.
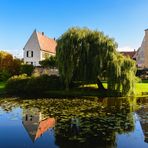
left=23, top=30, right=57, bottom=66
left=135, top=29, right=148, bottom=68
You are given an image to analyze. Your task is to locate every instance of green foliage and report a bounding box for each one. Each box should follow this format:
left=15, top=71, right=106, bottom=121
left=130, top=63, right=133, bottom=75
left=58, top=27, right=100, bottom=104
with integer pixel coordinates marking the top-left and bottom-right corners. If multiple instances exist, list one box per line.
left=39, top=56, right=56, bottom=68
left=107, top=53, right=138, bottom=95
left=5, top=74, right=63, bottom=95
left=0, top=81, right=6, bottom=94
left=46, top=75, right=63, bottom=90
left=26, top=75, right=63, bottom=94
left=0, top=70, right=11, bottom=81
left=5, top=74, right=30, bottom=94
left=56, top=27, right=117, bottom=89
left=11, top=58, right=22, bottom=75
left=0, top=82, right=5, bottom=89
left=56, top=27, right=137, bottom=96
left=0, top=51, right=22, bottom=81
left=20, top=64, right=34, bottom=76
left=0, top=51, right=13, bottom=70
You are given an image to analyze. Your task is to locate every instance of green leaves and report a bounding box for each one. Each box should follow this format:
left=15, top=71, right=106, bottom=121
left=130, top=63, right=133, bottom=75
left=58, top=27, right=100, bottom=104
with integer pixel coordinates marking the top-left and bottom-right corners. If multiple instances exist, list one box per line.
left=39, top=56, right=56, bottom=68
left=56, top=27, right=137, bottom=96
left=0, top=51, right=22, bottom=81
left=56, top=27, right=117, bottom=89
left=107, top=53, right=137, bottom=96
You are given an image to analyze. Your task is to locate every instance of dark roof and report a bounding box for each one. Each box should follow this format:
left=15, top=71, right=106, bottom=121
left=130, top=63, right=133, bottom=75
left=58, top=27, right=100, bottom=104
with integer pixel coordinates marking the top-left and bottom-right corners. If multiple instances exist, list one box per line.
left=120, top=51, right=136, bottom=59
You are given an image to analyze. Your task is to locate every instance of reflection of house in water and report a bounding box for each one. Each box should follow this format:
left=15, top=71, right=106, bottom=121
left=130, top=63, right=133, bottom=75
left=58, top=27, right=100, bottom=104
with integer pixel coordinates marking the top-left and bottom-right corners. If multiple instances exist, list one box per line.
left=22, top=108, right=55, bottom=142
left=136, top=103, right=148, bottom=143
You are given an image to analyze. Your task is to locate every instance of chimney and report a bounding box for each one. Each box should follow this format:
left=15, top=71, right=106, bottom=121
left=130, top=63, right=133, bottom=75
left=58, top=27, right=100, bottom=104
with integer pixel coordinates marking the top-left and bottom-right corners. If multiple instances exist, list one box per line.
left=54, top=37, right=56, bottom=40
left=42, top=32, right=44, bottom=36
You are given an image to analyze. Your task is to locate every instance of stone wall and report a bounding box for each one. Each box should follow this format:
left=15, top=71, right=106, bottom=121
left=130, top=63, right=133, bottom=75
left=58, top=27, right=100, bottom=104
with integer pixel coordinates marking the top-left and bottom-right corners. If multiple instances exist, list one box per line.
left=32, top=67, right=59, bottom=77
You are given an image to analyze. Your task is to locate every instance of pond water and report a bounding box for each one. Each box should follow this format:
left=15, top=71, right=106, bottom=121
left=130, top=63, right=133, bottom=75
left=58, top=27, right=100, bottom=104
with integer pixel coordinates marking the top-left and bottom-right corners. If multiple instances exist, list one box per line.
left=0, top=97, right=148, bottom=148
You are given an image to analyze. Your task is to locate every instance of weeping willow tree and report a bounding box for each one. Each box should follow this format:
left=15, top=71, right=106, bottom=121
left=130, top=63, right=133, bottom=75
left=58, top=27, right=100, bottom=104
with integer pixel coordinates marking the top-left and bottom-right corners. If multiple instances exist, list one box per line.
left=107, top=52, right=137, bottom=95
left=56, top=27, right=137, bottom=96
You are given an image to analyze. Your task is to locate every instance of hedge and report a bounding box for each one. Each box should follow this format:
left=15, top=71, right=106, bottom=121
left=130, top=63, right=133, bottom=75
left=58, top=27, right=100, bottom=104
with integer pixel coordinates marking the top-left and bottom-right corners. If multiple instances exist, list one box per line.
left=5, top=74, right=63, bottom=95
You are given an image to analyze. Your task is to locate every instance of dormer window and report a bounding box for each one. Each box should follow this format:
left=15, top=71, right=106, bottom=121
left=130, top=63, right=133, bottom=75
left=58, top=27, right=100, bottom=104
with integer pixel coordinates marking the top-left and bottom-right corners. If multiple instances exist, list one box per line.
left=26, top=51, right=33, bottom=57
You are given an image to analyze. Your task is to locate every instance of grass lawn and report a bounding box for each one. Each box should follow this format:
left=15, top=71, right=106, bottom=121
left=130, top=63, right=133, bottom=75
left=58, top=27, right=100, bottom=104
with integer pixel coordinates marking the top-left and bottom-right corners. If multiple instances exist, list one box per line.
left=0, top=80, right=148, bottom=97
left=83, top=81, right=148, bottom=96
left=135, top=82, right=148, bottom=95
left=0, top=82, right=6, bottom=94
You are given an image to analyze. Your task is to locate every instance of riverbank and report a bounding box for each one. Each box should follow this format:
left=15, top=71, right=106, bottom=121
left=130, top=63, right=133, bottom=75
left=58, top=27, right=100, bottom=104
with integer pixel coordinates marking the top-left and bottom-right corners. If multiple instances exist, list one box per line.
left=0, top=82, right=118, bottom=98
left=1, top=80, right=148, bottom=98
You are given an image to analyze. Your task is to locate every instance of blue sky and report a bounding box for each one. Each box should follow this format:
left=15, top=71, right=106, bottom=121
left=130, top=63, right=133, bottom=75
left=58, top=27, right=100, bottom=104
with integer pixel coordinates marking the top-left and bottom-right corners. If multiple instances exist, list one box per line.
left=0, top=0, right=148, bottom=57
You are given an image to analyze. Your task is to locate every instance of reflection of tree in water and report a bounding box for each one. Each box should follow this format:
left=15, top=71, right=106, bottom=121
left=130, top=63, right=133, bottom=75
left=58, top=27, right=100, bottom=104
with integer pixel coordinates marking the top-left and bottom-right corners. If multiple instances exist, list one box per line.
left=136, top=97, right=148, bottom=143
left=54, top=98, right=136, bottom=148
left=55, top=117, right=117, bottom=148
left=0, top=97, right=143, bottom=147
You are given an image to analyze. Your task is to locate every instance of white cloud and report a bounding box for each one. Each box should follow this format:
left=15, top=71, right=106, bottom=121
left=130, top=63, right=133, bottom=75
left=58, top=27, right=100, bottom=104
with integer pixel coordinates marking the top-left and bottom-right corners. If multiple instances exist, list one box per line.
left=117, top=46, right=136, bottom=52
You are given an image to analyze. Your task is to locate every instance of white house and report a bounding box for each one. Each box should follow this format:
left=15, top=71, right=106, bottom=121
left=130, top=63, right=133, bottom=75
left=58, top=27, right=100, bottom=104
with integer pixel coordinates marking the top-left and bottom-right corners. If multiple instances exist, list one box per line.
left=23, top=30, right=57, bottom=66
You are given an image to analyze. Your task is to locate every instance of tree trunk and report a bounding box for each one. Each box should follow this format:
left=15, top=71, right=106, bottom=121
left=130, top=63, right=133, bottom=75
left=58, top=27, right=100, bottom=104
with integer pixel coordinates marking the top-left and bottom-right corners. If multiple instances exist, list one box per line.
left=97, top=78, right=106, bottom=91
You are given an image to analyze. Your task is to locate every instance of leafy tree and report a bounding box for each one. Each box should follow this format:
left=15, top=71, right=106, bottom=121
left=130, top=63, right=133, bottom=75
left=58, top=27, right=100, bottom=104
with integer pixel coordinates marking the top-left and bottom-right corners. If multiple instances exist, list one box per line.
left=107, top=52, right=137, bottom=95
left=39, top=56, right=56, bottom=68
left=20, top=64, right=34, bottom=76
left=0, top=51, right=22, bottom=81
left=0, top=51, right=13, bottom=70
left=10, top=58, right=22, bottom=75
left=56, top=27, right=137, bottom=95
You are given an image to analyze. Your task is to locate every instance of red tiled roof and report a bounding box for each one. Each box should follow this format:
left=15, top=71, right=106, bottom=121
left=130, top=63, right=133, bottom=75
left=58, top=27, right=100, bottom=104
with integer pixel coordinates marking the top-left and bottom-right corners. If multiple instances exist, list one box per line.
left=120, top=51, right=136, bottom=59
left=37, top=32, right=57, bottom=54
left=35, top=118, right=55, bottom=140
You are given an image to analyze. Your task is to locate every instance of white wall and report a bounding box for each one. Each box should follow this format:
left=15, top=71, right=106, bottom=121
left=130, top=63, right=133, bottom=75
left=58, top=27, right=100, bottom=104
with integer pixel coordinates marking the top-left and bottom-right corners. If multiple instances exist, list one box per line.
left=137, top=30, right=148, bottom=68
left=40, top=50, right=55, bottom=60
left=136, top=40, right=145, bottom=67
left=23, top=31, right=41, bottom=66
left=144, top=30, right=148, bottom=68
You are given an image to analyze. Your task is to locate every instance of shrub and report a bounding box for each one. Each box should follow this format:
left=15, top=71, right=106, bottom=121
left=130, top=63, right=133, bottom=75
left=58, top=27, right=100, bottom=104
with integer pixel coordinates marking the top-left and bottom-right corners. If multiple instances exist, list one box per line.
left=0, top=70, right=11, bottom=81
left=20, top=64, right=34, bottom=76
left=46, top=75, right=63, bottom=90
left=5, top=74, right=30, bottom=94
left=0, top=51, right=22, bottom=80
left=5, top=74, right=63, bottom=95
left=25, top=75, right=63, bottom=94
left=39, top=56, right=56, bottom=68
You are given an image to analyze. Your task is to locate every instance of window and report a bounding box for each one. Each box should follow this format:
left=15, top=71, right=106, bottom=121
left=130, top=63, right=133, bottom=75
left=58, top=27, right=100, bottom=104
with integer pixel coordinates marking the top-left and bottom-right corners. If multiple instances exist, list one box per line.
left=26, top=51, right=29, bottom=57
left=31, top=51, right=33, bottom=57
left=26, top=50, right=33, bottom=58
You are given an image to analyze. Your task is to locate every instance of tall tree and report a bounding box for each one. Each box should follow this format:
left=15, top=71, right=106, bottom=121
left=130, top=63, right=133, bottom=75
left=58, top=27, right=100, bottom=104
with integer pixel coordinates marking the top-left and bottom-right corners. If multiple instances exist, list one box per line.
left=0, top=51, right=22, bottom=81
left=56, top=27, right=137, bottom=95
